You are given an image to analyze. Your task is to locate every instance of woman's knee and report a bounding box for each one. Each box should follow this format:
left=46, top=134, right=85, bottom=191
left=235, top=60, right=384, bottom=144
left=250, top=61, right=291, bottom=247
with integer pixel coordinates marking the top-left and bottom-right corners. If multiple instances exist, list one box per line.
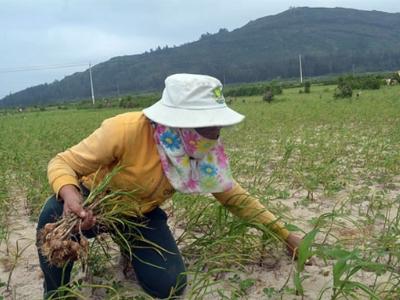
left=37, top=194, right=63, bottom=230
left=138, top=270, right=187, bottom=299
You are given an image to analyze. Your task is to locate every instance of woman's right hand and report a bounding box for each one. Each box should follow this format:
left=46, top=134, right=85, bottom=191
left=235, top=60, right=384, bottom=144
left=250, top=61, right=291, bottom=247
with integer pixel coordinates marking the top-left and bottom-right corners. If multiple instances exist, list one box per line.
left=58, top=184, right=96, bottom=230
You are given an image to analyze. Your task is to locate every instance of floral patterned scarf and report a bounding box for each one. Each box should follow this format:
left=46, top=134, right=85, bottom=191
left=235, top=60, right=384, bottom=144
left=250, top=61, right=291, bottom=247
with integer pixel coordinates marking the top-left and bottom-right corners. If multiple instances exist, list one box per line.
left=153, top=123, right=234, bottom=193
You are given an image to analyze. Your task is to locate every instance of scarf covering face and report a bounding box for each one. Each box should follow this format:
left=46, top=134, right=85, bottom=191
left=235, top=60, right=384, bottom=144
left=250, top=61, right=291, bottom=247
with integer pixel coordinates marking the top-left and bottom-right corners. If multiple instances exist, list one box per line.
left=153, top=123, right=234, bottom=193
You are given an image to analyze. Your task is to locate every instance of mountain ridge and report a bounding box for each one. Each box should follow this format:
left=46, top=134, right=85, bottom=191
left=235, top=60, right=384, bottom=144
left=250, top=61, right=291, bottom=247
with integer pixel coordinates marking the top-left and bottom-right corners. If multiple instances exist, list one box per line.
left=2, top=7, right=400, bottom=107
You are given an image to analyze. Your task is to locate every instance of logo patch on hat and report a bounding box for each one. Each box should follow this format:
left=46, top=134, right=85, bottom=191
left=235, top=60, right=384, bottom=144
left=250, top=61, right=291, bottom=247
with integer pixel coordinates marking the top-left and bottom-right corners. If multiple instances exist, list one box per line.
left=213, top=87, right=225, bottom=104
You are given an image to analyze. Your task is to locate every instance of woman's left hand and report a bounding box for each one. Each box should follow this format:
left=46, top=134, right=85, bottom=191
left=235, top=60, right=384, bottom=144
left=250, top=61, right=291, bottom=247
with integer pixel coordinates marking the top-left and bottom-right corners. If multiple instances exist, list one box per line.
left=286, top=233, right=316, bottom=265
left=286, top=233, right=301, bottom=259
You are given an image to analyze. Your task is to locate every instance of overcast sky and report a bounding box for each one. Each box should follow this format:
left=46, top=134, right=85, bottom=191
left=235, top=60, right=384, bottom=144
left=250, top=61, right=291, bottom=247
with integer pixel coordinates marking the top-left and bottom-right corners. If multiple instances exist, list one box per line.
left=0, top=0, right=399, bottom=99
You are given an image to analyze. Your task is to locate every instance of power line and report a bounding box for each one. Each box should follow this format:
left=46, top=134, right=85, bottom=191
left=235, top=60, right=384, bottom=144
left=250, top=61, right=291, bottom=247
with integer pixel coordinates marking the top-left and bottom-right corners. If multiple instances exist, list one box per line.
left=0, top=63, right=88, bottom=74
left=1, top=62, right=97, bottom=106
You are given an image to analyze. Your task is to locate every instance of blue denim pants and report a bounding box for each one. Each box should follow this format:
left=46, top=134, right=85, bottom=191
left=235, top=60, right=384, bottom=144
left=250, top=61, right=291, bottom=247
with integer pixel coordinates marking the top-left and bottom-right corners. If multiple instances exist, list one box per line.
left=36, top=188, right=187, bottom=299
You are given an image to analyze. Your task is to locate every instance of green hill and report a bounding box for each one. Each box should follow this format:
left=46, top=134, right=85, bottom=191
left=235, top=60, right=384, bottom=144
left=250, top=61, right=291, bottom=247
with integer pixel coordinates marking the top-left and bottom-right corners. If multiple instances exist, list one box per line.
left=2, top=7, right=400, bottom=107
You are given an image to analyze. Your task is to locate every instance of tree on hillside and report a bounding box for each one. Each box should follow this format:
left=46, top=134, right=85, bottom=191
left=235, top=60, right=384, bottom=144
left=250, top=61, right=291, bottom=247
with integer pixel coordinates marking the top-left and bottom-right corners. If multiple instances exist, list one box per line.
left=263, top=89, right=274, bottom=102
left=334, top=77, right=352, bottom=99
left=304, top=81, right=311, bottom=93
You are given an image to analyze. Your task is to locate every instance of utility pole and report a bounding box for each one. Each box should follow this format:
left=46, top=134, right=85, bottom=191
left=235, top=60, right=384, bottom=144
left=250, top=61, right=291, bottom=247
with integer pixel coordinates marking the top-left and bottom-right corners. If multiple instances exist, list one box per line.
left=89, top=63, right=95, bottom=105
left=299, top=54, right=303, bottom=84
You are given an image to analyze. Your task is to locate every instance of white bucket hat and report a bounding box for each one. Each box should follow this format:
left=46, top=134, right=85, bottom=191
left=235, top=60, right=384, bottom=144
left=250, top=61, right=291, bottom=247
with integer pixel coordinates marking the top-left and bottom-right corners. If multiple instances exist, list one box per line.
left=143, top=73, right=245, bottom=128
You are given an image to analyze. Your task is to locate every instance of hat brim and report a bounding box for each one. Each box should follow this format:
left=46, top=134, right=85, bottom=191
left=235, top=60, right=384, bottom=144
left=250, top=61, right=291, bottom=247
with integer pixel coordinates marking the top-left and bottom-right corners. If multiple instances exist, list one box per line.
left=143, top=101, right=245, bottom=128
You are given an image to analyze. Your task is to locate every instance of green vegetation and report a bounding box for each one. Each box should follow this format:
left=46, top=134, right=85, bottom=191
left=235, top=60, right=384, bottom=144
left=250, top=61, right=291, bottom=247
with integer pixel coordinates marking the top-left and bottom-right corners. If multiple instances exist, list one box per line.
left=338, top=75, right=382, bottom=90
left=225, top=81, right=284, bottom=98
left=334, top=79, right=353, bottom=99
left=304, top=81, right=311, bottom=94
left=0, top=84, right=400, bottom=298
left=0, top=171, right=9, bottom=250
left=334, top=75, right=383, bottom=98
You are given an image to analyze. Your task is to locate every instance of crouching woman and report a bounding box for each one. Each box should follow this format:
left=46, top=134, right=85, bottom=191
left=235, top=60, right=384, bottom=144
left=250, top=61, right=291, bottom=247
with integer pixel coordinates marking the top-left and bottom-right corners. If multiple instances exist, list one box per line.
left=36, top=74, right=301, bottom=299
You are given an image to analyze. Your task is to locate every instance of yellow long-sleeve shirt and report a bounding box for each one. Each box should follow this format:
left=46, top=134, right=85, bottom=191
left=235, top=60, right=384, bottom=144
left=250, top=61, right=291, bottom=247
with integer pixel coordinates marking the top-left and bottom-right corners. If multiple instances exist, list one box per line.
left=48, top=112, right=289, bottom=239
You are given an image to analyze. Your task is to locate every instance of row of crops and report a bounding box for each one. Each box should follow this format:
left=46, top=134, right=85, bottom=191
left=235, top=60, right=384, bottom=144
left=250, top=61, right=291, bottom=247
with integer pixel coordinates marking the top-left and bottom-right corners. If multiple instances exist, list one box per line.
left=0, top=85, right=399, bottom=298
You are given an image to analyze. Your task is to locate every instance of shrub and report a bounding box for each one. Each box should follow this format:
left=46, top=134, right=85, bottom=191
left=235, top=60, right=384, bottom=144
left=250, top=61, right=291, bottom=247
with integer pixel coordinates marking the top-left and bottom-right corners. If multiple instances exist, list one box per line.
left=304, top=81, right=311, bottom=93
left=334, top=79, right=353, bottom=99
left=359, top=77, right=381, bottom=89
left=119, top=96, right=134, bottom=108
left=119, top=94, right=159, bottom=109
left=225, top=82, right=283, bottom=97
left=263, top=89, right=274, bottom=102
left=262, top=83, right=283, bottom=103
left=337, top=75, right=381, bottom=90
